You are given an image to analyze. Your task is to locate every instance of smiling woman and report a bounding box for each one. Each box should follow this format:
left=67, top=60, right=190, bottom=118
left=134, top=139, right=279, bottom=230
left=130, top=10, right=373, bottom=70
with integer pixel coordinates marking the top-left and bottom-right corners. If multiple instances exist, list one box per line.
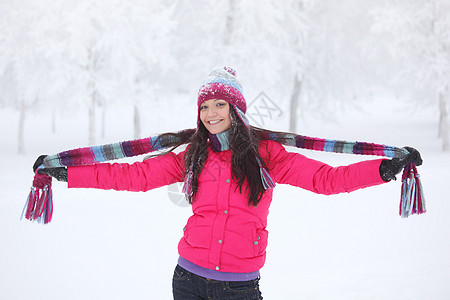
left=199, top=99, right=232, bottom=134
left=31, top=66, right=423, bottom=300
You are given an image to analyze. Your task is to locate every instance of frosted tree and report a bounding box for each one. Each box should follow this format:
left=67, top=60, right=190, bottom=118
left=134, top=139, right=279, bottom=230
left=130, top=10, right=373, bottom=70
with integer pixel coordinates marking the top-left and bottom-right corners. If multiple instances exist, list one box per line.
left=0, top=66, right=17, bottom=109
left=281, top=0, right=315, bottom=132
left=223, top=0, right=293, bottom=91
left=280, top=0, right=374, bottom=132
left=50, top=0, right=130, bottom=145
left=0, top=0, right=104, bottom=149
left=171, top=0, right=309, bottom=130
left=0, top=0, right=176, bottom=148
left=0, top=4, right=17, bottom=111
left=172, top=1, right=291, bottom=88
left=174, top=0, right=360, bottom=132
left=170, top=0, right=229, bottom=90
left=160, top=1, right=378, bottom=132
left=60, top=0, right=175, bottom=141
left=371, top=0, right=450, bottom=151
left=0, top=0, right=64, bottom=153
left=105, top=0, right=175, bottom=139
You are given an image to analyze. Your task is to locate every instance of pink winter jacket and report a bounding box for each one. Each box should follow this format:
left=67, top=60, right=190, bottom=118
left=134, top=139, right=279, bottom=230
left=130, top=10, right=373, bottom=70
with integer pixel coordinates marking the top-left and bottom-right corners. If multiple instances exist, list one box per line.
left=68, top=140, right=386, bottom=273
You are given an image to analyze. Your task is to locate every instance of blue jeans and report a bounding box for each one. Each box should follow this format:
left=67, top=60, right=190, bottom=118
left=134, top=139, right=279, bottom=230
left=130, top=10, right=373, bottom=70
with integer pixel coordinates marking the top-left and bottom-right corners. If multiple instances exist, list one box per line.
left=172, top=265, right=263, bottom=300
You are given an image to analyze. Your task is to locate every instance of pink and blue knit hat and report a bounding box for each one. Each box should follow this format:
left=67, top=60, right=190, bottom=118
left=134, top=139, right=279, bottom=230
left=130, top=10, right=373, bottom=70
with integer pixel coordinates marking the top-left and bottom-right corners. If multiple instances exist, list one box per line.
left=197, top=67, right=249, bottom=127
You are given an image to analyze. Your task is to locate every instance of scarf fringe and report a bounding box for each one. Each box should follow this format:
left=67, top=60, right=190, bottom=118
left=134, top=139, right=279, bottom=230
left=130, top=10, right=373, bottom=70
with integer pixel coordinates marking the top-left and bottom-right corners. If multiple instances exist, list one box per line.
left=182, top=166, right=194, bottom=197
left=21, top=172, right=53, bottom=224
left=400, top=163, right=426, bottom=218
left=257, top=158, right=275, bottom=190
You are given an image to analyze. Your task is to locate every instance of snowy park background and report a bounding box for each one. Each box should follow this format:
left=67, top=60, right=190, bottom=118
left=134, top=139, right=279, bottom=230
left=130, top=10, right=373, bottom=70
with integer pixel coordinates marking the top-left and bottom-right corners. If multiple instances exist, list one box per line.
left=1, top=0, right=449, bottom=299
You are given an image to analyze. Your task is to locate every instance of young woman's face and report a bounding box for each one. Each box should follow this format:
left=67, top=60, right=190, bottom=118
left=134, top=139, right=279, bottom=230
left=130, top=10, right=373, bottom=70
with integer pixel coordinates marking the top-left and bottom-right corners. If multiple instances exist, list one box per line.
left=199, top=99, right=232, bottom=134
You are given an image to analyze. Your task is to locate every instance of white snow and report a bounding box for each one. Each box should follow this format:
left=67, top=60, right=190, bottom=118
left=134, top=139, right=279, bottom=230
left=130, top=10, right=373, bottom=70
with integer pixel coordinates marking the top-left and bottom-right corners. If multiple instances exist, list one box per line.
left=1, top=93, right=449, bottom=300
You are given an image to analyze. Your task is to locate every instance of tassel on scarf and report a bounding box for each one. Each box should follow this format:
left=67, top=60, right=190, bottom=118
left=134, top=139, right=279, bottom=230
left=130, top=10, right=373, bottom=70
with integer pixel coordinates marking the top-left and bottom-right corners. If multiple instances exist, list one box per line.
left=21, top=171, right=53, bottom=224
left=257, top=158, right=275, bottom=190
left=182, top=166, right=194, bottom=197
left=400, top=163, right=426, bottom=218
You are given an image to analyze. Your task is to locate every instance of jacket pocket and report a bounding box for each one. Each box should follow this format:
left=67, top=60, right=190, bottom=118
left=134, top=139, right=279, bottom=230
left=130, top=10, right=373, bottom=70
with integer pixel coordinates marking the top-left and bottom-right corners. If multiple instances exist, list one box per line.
left=252, top=227, right=268, bottom=256
left=183, top=223, right=212, bottom=249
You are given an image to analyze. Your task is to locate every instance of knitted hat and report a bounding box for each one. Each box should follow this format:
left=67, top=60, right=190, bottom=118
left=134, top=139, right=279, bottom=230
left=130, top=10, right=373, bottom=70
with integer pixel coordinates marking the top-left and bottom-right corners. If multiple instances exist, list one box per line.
left=197, top=66, right=249, bottom=127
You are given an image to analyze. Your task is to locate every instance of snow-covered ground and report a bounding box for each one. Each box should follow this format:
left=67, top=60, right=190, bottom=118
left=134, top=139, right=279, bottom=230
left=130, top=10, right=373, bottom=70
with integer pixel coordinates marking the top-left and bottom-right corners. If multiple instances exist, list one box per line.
left=1, top=94, right=449, bottom=299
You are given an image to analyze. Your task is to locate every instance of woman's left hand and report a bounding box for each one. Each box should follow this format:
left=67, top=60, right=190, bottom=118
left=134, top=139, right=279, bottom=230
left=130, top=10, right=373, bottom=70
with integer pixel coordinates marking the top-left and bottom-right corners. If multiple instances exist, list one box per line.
left=379, top=146, right=422, bottom=181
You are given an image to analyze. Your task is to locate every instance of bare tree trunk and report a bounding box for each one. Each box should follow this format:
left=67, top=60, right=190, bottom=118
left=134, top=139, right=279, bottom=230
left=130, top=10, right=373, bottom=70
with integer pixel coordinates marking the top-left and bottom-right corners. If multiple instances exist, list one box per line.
left=223, top=0, right=236, bottom=45
left=439, top=93, right=449, bottom=151
left=87, top=44, right=97, bottom=145
left=289, top=75, right=302, bottom=132
left=134, top=104, right=141, bottom=139
left=88, top=83, right=96, bottom=145
left=52, top=109, right=56, bottom=133
left=88, top=98, right=95, bottom=145
left=17, top=98, right=25, bottom=154
left=101, top=105, right=105, bottom=139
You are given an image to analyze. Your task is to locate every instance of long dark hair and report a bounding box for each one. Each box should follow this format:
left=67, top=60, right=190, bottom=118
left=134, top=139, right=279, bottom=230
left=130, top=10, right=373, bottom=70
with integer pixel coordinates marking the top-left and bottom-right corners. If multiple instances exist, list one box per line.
left=149, top=107, right=278, bottom=206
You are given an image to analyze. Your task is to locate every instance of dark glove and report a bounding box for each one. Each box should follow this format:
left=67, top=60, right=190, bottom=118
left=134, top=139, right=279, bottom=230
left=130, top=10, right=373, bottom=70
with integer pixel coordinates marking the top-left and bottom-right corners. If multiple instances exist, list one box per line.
left=38, top=167, right=68, bottom=182
left=33, top=154, right=68, bottom=182
left=379, top=146, right=423, bottom=182
left=33, top=155, right=48, bottom=172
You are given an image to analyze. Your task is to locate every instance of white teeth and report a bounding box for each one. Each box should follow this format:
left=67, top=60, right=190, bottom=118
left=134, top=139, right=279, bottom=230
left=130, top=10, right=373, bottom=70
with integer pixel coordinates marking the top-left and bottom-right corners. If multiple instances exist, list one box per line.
left=209, top=120, right=221, bottom=124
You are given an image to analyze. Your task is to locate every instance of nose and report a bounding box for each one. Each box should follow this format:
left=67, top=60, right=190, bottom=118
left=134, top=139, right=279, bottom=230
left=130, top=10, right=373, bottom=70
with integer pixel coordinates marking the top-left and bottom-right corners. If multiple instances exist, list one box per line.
left=206, top=106, right=218, bottom=118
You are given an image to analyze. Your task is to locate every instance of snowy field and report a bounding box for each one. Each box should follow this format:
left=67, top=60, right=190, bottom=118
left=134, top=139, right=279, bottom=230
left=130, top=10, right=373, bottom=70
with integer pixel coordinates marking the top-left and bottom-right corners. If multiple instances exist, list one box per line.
left=1, top=93, right=449, bottom=300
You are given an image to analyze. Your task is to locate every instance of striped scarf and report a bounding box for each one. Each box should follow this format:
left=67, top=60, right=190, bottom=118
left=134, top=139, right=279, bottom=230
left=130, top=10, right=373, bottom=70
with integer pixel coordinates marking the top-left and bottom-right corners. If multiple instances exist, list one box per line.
left=22, top=130, right=425, bottom=224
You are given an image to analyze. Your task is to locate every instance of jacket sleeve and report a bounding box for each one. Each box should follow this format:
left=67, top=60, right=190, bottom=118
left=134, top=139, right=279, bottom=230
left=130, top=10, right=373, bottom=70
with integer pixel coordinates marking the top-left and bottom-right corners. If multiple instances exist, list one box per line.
left=260, top=140, right=386, bottom=195
left=67, top=151, right=185, bottom=192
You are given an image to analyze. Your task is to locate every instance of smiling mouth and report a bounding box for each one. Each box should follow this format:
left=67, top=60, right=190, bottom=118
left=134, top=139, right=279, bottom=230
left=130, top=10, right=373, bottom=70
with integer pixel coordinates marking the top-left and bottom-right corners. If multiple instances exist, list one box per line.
left=208, top=120, right=223, bottom=125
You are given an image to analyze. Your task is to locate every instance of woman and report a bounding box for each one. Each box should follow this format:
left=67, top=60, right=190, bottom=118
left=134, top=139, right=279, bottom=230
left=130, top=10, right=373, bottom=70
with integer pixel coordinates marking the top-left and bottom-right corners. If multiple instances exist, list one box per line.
left=34, top=67, right=422, bottom=299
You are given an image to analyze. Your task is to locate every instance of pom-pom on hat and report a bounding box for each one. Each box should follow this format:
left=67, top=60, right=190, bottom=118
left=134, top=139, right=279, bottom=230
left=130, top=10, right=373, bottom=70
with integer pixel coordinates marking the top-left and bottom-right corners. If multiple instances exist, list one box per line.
left=197, top=66, right=247, bottom=114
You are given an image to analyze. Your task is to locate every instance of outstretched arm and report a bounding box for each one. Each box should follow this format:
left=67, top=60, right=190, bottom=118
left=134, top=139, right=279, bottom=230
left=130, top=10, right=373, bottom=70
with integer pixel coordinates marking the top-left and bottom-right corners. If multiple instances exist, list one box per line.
left=274, top=152, right=386, bottom=195
left=66, top=152, right=185, bottom=192
left=33, top=152, right=185, bottom=192
left=261, top=141, right=421, bottom=195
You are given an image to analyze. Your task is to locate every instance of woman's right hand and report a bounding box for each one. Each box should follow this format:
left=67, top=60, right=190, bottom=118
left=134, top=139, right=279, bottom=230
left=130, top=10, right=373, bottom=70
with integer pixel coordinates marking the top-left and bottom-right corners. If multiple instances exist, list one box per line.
left=39, top=167, right=68, bottom=182
left=33, top=154, right=68, bottom=182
